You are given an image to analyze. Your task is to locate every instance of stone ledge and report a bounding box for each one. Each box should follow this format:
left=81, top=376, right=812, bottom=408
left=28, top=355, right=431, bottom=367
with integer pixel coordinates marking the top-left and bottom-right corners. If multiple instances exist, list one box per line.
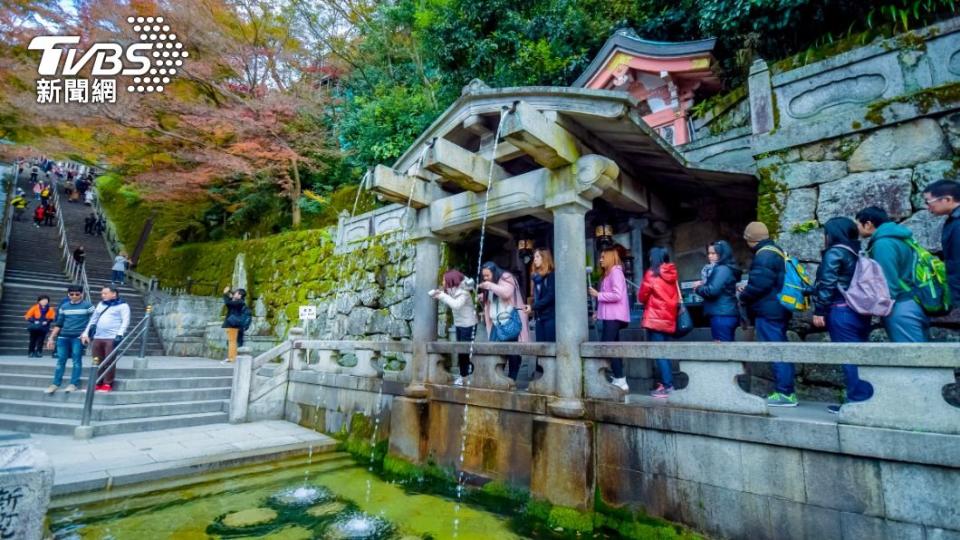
left=426, top=384, right=549, bottom=415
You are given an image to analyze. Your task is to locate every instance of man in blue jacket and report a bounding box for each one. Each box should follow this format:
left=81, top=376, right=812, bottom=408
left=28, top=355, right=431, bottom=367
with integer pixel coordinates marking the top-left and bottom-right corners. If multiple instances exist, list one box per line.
left=922, top=180, right=960, bottom=308
left=44, top=285, right=95, bottom=394
left=856, top=206, right=929, bottom=342
left=738, top=222, right=796, bottom=407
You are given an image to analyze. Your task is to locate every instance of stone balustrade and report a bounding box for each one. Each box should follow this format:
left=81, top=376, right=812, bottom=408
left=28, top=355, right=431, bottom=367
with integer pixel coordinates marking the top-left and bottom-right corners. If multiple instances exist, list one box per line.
left=582, top=341, right=960, bottom=434
left=426, top=342, right=557, bottom=394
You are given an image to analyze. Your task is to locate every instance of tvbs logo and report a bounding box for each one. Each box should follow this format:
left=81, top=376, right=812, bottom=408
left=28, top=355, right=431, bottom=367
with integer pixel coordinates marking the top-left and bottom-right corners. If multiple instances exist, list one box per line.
left=28, top=16, right=188, bottom=104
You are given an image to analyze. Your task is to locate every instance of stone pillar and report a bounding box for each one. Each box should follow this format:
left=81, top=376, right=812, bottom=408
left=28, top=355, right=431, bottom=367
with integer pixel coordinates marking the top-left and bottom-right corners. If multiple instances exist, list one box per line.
left=547, top=202, right=589, bottom=418
left=387, top=397, right=430, bottom=464
left=748, top=58, right=774, bottom=135
left=530, top=416, right=594, bottom=510
left=0, top=444, right=53, bottom=540
left=406, top=209, right=440, bottom=398
left=229, top=346, right=253, bottom=423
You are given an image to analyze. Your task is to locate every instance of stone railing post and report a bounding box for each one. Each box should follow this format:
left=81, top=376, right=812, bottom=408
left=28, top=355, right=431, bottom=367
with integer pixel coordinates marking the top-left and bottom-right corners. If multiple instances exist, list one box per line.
left=288, top=327, right=306, bottom=370
left=547, top=202, right=590, bottom=418
left=229, top=346, right=253, bottom=423
left=748, top=58, right=774, bottom=135
left=406, top=210, right=440, bottom=398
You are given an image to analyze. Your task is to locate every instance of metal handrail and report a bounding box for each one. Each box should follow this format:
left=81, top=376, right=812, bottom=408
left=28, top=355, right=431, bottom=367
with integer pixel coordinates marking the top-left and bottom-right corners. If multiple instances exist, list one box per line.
left=51, top=181, right=92, bottom=301
left=78, top=306, right=153, bottom=428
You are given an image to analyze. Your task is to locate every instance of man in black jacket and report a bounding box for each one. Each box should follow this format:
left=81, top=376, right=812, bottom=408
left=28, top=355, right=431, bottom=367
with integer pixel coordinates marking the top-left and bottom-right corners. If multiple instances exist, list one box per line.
left=922, top=180, right=960, bottom=309
left=738, top=222, right=796, bottom=407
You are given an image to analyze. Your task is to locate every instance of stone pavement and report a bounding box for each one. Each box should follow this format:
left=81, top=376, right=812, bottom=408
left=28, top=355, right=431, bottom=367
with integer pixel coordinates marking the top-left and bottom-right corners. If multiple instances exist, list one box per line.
left=27, top=420, right=335, bottom=497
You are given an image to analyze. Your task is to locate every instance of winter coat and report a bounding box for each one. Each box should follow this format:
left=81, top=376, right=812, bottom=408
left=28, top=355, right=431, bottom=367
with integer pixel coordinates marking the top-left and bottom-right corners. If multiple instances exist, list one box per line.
left=436, top=286, right=478, bottom=328
left=84, top=299, right=131, bottom=339
left=222, top=295, right=251, bottom=329
left=481, top=272, right=530, bottom=342
left=812, top=245, right=858, bottom=316
left=740, top=239, right=791, bottom=322
left=637, top=264, right=680, bottom=333
left=531, top=272, right=555, bottom=321
left=596, top=265, right=630, bottom=323
left=24, top=304, right=56, bottom=330
left=695, top=264, right=742, bottom=317
left=867, top=222, right=917, bottom=301
left=944, top=206, right=960, bottom=304
left=112, top=256, right=128, bottom=272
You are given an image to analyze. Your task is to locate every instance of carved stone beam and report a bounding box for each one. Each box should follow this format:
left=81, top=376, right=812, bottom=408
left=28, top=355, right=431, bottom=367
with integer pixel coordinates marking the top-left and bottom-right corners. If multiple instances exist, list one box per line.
left=369, top=165, right=433, bottom=209
left=424, top=137, right=507, bottom=193
left=544, top=154, right=619, bottom=210
left=501, top=101, right=581, bottom=169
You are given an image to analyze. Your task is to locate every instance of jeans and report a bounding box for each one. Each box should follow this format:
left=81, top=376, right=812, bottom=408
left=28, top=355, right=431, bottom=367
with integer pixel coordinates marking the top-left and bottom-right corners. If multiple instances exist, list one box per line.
left=755, top=317, right=793, bottom=395
left=648, top=330, right=673, bottom=387
left=535, top=315, right=556, bottom=342
left=709, top=315, right=739, bottom=342
left=827, top=304, right=873, bottom=402
left=883, top=298, right=929, bottom=343
left=53, top=336, right=85, bottom=386
left=599, top=319, right=628, bottom=378
left=112, top=270, right=125, bottom=283
left=454, top=325, right=476, bottom=377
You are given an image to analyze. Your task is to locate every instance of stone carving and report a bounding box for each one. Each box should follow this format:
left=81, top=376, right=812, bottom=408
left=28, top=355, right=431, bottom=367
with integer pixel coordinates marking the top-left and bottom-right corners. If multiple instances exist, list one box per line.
left=787, top=74, right=887, bottom=119
left=232, top=252, right=247, bottom=291
left=949, top=49, right=960, bottom=75
left=461, top=78, right=491, bottom=96
left=373, top=207, right=414, bottom=236
left=0, top=444, right=53, bottom=540
left=575, top=154, right=619, bottom=199
left=340, top=217, right=371, bottom=245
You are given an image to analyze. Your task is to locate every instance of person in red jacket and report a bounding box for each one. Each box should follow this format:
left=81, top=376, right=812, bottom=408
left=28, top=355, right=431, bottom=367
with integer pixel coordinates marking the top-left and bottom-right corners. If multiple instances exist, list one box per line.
left=33, top=204, right=45, bottom=228
left=637, top=247, right=680, bottom=398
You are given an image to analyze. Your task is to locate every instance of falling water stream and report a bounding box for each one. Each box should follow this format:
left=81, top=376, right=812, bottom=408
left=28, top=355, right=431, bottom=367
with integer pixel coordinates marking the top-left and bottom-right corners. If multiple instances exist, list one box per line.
left=452, top=106, right=511, bottom=538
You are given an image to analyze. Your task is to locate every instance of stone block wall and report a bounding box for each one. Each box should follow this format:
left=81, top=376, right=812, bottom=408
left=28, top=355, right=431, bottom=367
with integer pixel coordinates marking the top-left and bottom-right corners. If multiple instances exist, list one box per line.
left=596, top=423, right=960, bottom=540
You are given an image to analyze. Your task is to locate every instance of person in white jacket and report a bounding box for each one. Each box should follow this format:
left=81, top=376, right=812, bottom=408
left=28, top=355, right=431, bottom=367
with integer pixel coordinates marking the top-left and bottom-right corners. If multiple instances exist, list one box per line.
left=81, top=285, right=131, bottom=393
left=430, top=269, right=478, bottom=386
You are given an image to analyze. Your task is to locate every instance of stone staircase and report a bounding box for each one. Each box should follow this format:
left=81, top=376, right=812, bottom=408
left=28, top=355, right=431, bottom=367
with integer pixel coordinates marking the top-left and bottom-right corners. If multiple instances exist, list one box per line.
left=0, top=168, right=232, bottom=437
left=0, top=359, right=232, bottom=436
left=0, top=169, right=164, bottom=355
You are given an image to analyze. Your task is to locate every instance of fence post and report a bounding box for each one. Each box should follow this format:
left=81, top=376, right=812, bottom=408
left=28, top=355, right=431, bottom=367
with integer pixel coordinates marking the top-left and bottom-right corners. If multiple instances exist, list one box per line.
left=133, top=305, right=152, bottom=369
left=229, top=346, right=253, bottom=424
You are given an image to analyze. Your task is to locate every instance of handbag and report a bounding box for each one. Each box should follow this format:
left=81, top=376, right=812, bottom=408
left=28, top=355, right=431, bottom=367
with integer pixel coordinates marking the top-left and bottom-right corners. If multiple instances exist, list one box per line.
left=27, top=320, right=47, bottom=332
left=673, top=282, right=694, bottom=338
left=491, top=298, right=522, bottom=342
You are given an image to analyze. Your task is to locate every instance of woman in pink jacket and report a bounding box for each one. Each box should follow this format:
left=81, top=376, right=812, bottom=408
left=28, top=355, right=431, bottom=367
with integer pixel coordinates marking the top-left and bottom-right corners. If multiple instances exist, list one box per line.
left=589, top=245, right=631, bottom=391
left=479, top=261, right=529, bottom=381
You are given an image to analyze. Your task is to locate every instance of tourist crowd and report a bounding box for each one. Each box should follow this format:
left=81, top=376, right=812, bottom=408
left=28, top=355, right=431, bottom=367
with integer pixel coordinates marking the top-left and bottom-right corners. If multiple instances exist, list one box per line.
left=433, top=179, right=960, bottom=412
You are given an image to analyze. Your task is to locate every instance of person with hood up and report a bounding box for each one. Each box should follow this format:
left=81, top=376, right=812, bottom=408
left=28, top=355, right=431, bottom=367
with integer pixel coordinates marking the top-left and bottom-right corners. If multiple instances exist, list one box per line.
left=431, top=269, right=478, bottom=386
left=855, top=206, right=929, bottom=342
left=812, top=217, right=874, bottom=413
left=637, top=247, right=680, bottom=398
left=694, top=240, right=743, bottom=342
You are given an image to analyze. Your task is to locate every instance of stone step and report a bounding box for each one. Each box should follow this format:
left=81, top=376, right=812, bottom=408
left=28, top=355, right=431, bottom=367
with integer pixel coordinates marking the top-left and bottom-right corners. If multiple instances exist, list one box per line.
left=0, top=373, right=231, bottom=390
left=0, top=397, right=227, bottom=421
left=0, top=429, right=30, bottom=442
left=0, top=384, right=231, bottom=405
left=0, top=410, right=229, bottom=437
left=0, top=362, right=232, bottom=378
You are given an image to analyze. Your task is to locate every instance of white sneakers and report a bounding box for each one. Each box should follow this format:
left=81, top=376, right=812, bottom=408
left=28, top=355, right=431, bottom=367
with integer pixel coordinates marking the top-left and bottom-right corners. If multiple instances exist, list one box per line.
left=44, top=385, right=57, bottom=395
left=452, top=376, right=464, bottom=386
left=64, top=384, right=78, bottom=393
left=612, top=377, right=630, bottom=392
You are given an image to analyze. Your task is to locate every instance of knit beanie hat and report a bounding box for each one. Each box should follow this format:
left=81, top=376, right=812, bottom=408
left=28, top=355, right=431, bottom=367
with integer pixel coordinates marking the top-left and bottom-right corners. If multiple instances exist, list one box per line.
left=743, top=221, right=770, bottom=243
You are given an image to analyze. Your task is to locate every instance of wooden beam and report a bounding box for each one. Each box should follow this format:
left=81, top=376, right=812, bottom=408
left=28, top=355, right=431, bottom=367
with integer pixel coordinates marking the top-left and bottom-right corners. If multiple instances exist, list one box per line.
left=369, top=165, right=432, bottom=209
left=424, top=137, right=507, bottom=193
left=500, top=101, right=581, bottom=169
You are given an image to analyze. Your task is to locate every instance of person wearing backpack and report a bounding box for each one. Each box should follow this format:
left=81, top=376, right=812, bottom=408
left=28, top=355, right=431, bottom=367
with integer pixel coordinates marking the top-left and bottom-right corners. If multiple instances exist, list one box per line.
left=221, top=287, right=252, bottom=364
left=922, top=180, right=960, bottom=307
left=855, top=207, right=929, bottom=342
left=738, top=222, right=797, bottom=407
left=811, top=217, right=875, bottom=413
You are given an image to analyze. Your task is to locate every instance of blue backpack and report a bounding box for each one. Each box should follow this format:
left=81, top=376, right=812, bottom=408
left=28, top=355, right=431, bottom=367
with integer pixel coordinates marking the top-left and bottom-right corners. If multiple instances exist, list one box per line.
left=758, top=246, right=813, bottom=312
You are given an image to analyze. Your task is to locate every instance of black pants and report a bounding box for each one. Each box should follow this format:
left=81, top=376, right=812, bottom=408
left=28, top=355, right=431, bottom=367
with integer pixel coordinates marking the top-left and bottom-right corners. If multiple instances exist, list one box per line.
left=535, top=315, right=555, bottom=342
left=27, top=330, right=47, bottom=355
left=454, top=326, right=475, bottom=377
left=599, top=319, right=628, bottom=378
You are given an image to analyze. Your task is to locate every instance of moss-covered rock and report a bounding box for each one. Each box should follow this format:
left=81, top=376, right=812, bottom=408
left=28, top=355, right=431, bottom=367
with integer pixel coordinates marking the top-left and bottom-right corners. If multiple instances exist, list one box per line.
left=222, top=507, right=278, bottom=528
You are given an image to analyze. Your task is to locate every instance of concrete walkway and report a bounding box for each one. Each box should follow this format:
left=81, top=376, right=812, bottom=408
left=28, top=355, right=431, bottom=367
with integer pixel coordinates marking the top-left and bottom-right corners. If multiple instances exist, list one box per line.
left=27, top=420, right=335, bottom=498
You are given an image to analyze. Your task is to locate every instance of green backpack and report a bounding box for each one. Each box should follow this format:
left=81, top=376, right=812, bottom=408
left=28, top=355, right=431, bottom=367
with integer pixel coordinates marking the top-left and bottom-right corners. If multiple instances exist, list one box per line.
left=903, top=238, right=951, bottom=314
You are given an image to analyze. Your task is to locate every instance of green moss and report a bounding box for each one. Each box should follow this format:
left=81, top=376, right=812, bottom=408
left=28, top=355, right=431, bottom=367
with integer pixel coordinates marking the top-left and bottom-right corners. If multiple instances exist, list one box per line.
left=756, top=164, right=787, bottom=237
left=851, top=120, right=863, bottom=130
left=790, top=220, right=820, bottom=234
left=770, top=28, right=885, bottom=74
left=547, top=506, right=594, bottom=533
left=864, top=81, right=960, bottom=125
left=690, top=84, right=747, bottom=121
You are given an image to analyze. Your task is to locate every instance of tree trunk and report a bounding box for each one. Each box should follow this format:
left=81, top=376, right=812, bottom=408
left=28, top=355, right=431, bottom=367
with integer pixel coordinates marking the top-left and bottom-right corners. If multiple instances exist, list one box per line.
left=290, top=157, right=302, bottom=229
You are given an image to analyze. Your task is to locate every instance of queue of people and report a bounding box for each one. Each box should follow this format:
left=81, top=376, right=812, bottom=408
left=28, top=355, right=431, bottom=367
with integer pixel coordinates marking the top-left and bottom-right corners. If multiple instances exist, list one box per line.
left=427, top=179, right=960, bottom=412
